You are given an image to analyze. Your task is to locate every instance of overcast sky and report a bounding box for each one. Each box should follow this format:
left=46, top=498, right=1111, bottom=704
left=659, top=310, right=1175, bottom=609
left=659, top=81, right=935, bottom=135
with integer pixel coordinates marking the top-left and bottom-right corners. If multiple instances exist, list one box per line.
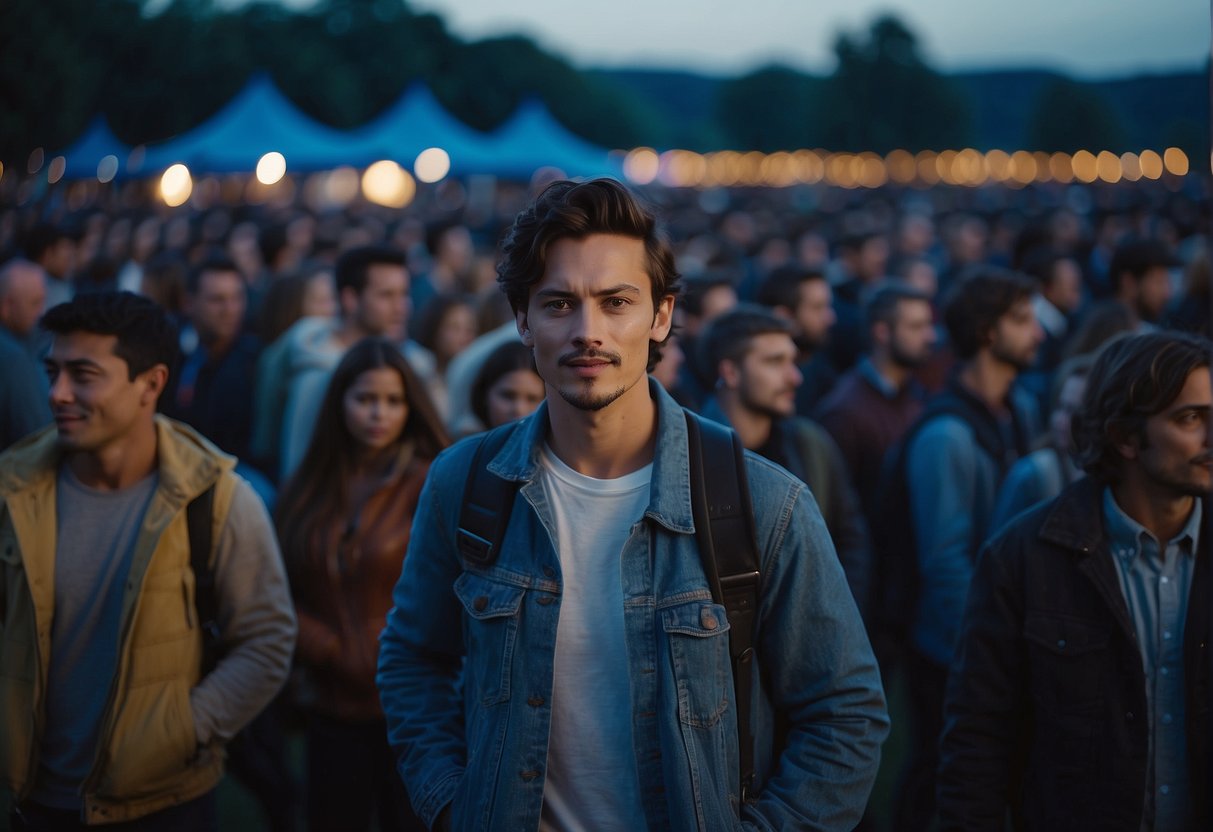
left=397, top=0, right=1208, bottom=78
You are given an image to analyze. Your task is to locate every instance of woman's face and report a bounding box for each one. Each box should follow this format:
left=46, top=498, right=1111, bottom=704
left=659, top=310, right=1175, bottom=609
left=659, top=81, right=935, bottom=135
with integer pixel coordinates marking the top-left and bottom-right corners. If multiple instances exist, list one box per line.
left=435, top=303, right=478, bottom=362
left=343, top=367, right=409, bottom=453
left=302, top=272, right=337, bottom=319
left=486, top=369, right=545, bottom=428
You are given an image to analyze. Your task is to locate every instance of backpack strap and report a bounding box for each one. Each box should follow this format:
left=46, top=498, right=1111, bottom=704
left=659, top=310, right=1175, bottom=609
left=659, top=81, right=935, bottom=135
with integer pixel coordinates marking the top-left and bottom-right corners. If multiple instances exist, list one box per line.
left=684, top=409, right=761, bottom=801
left=187, top=484, right=219, bottom=675
left=456, top=423, right=520, bottom=568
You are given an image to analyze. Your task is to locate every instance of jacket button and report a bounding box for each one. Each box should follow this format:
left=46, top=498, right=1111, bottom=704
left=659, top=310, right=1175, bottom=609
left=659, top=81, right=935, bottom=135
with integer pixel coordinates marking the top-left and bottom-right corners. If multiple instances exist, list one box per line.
left=1125, top=711, right=1135, bottom=721
left=536, top=596, right=554, bottom=606
left=542, top=566, right=556, bottom=578
left=701, top=610, right=718, bottom=630
left=520, top=769, right=541, bottom=781
left=1056, top=639, right=1066, bottom=649
left=527, top=696, right=545, bottom=707
left=473, top=596, right=488, bottom=612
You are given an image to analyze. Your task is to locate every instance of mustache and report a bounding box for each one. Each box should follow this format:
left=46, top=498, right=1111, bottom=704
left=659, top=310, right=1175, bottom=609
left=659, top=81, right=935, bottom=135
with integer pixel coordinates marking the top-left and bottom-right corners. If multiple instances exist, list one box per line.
left=558, top=348, right=622, bottom=367
left=1193, top=451, right=1213, bottom=465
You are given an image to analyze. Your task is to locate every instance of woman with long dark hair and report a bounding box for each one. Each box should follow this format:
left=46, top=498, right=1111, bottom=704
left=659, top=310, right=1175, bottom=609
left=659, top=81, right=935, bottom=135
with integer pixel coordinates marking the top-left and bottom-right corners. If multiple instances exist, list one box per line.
left=275, top=337, right=448, bottom=832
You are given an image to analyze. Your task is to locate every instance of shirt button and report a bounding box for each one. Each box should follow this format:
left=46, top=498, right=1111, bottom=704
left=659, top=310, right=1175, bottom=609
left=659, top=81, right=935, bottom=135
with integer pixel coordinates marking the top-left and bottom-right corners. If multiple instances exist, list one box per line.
left=1161, top=667, right=1169, bottom=676
left=1161, top=576, right=1169, bottom=584
left=1161, top=784, right=1171, bottom=795
left=473, top=596, right=488, bottom=612
left=1164, top=631, right=1172, bottom=640
left=1162, top=713, right=1173, bottom=725
left=1125, top=711, right=1135, bottom=721
left=1057, top=639, right=1067, bottom=649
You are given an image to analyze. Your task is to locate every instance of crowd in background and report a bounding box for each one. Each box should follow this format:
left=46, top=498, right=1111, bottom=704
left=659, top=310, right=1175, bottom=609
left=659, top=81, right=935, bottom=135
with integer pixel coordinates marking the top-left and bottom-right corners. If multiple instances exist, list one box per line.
left=0, top=171, right=1208, bottom=830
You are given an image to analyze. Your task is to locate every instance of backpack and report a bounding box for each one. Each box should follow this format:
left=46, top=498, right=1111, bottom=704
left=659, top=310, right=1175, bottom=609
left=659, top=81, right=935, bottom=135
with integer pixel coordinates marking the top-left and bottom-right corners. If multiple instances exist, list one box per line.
left=870, top=385, right=1028, bottom=654
left=456, top=409, right=764, bottom=800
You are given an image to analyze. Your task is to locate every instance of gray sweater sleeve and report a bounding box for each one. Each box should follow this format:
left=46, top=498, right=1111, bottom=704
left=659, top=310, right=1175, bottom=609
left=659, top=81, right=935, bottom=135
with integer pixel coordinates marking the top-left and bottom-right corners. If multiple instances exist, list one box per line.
left=189, top=477, right=297, bottom=746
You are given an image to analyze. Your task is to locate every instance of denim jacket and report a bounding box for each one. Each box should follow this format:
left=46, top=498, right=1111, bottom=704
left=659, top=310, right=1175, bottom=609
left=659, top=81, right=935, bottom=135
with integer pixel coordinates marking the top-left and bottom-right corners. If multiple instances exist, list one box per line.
left=377, top=382, right=888, bottom=831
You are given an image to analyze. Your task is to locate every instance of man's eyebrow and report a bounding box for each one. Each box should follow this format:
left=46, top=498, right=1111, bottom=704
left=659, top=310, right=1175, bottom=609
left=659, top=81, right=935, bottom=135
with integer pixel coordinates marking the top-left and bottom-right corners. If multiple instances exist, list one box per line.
left=44, top=357, right=103, bottom=371
left=534, top=284, right=642, bottom=299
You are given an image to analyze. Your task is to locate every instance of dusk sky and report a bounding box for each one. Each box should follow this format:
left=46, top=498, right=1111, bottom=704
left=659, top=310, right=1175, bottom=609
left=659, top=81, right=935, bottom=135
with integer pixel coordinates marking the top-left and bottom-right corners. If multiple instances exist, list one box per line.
left=398, top=0, right=1208, bottom=78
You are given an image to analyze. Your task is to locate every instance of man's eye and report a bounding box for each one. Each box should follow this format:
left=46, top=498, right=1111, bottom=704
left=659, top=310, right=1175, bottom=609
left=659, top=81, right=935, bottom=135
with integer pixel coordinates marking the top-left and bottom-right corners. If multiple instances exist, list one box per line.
left=606, top=297, right=629, bottom=309
left=546, top=300, right=571, bottom=311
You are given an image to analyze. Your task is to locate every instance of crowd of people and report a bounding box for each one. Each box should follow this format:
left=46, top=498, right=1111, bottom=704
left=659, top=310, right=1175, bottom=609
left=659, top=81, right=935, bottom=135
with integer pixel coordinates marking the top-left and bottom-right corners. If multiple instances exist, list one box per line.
left=0, top=170, right=1209, bottom=831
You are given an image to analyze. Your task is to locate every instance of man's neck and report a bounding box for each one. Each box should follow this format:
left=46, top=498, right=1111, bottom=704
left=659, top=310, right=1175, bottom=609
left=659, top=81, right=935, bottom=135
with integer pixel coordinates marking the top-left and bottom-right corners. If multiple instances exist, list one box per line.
left=545, top=384, right=660, bottom=480
left=717, top=394, right=773, bottom=451
left=1111, top=477, right=1197, bottom=545
left=869, top=351, right=910, bottom=391
left=65, top=430, right=158, bottom=492
left=957, top=353, right=1016, bottom=413
left=334, top=320, right=371, bottom=349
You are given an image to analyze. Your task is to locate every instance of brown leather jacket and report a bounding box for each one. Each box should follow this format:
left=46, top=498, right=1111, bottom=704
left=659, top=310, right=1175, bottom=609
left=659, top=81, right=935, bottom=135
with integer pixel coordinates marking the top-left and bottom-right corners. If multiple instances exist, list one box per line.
left=287, top=456, right=430, bottom=721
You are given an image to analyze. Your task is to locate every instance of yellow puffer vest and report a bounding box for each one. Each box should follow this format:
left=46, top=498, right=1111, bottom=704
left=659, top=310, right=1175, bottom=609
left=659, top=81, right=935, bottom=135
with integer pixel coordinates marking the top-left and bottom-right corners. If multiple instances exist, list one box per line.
left=0, top=416, right=238, bottom=824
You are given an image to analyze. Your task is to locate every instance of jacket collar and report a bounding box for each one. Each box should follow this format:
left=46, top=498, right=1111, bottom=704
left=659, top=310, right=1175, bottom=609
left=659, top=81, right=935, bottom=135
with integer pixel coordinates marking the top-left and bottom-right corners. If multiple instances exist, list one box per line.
left=488, top=379, right=696, bottom=535
left=1038, top=476, right=1107, bottom=554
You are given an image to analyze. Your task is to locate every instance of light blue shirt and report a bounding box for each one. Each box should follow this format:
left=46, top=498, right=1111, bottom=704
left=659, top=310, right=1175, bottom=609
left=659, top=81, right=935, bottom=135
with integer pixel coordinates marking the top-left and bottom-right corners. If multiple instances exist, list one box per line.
left=1103, top=489, right=1201, bottom=832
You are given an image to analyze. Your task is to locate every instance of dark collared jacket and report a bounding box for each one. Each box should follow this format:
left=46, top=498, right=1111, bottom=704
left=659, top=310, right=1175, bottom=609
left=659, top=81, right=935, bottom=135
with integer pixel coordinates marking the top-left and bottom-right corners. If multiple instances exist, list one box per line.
left=937, top=477, right=1211, bottom=831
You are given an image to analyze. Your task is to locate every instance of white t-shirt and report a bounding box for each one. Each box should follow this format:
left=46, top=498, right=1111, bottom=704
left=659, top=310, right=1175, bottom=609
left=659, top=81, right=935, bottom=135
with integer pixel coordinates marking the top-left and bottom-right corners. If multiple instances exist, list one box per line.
left=537, top=443, right=651, bottom=832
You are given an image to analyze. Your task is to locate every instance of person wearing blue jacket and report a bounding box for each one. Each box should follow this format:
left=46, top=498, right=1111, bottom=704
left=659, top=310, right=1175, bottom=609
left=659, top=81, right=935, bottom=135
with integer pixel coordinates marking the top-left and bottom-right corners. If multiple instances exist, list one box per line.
left=377, top=178, right=888, bottom=831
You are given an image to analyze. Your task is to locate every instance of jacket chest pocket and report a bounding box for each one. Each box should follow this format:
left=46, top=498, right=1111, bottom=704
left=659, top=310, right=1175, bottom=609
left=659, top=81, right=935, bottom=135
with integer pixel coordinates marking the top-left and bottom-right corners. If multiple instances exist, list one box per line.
left=454, top=572, right=525, bottom=706
left=662, top=600, right=732, bottom=728
left=1024, top=613, right=1110, bottom=712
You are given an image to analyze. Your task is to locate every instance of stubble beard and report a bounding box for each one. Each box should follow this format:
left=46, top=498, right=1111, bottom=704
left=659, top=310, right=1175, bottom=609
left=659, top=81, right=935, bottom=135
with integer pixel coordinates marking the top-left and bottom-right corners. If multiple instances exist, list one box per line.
left=558, top=383, right=628, bottom=412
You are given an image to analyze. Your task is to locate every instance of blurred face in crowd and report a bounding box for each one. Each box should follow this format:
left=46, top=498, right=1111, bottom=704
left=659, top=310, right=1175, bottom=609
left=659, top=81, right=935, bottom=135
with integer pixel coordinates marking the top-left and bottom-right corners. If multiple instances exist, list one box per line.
left=793, top=279, right=835, bottom=351
left=723, top=332, right=802, bottom=421
left=649, top=333, right=685, bottom=391
left=46, top=332, right=166, bottom=455
left=342, top=367, right=408, bottom=455
left=1118, top=368, right=1212, bottom=499
left=1045, top=258, right=1084, bottom=316
left=485, top=368, right=546, bottom=428
left=856, top=235, right=890, bottom=283
left=0, top=261, right=47, bottom=338
left=1134, top=266, right=1174, bottom=323
left=987, top=297, right=1044, bottom=371
left=349, top=263, right=410, bottom=341
left=435, top=302, right=478, bottom=364
left=190, top=269, right=246, bottom=349
left=437, top=226, right=474, bottom=273
left=302, top=272, right=337, bottom=319
left=887, top=298, right=937, bottom=368
left=518, top=234, right=672, bottom=414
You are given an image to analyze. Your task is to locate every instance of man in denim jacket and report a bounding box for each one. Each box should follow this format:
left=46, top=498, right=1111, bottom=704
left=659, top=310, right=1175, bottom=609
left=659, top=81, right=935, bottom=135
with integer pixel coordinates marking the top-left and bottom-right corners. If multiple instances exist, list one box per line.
left=377, top=179, right=888, bottom=831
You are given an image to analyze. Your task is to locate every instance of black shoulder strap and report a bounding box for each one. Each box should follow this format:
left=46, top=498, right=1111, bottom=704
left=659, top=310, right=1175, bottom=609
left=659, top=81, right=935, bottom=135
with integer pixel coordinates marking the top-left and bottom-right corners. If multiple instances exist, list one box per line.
left=456, top=424, right=520, bottom=568
left=187, top=484, right=219, bottom=675
left=684, top=409, right=762, bottom=802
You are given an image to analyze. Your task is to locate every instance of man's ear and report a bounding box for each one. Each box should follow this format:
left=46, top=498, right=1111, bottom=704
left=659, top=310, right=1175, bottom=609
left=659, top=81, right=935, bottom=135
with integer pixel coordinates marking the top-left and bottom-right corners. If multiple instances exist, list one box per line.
left=517, top=311, right=533, bottom=347
left=140, top=364, right=170, bottom=407
left=650, top=294, right=674, bottom=342
left=719, top=358, right=742, bottom=391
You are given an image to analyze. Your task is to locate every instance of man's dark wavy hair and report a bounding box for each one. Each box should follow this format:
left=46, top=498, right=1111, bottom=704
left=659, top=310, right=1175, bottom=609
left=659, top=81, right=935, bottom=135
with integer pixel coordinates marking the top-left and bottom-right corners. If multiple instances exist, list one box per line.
left=941, top=267, right=1036, bottom=360
left=496, top=178, right=681, bottom=372
left=1073, top=330, right=1212, bottom=483
left=41, top=291, right=180, bottom=388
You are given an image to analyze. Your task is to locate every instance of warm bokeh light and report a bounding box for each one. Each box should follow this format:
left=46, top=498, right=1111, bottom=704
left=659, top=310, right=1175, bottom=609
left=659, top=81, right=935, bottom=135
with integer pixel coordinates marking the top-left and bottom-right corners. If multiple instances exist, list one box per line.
left=761, top=151, right=796, bottom=187
left=324, top=166, right=360, bottom=207
left=1163, top=147, right=1189, bottom=176
left=1032, top=151, right=1053, bottom=183
left=255, top=152, right=287, bottom=185
left=97, top=155, right=119, bottom=183
left=916, top=151, right=941, bottom=185
left=414, top=147, right=451, bottom=183
left=857, top=152, right=887, bottom=188
left=793, top=150, right=824, bottom=184
left=1071, top=150, right=1097, bottom=183
left=47, top=156, right=66, bottom=185
left=0, top=161, right=5, bottom=182
left=1049, top=152, right=1074, bottom=184
left=160, top=164, right=193, bottom=207
left=1095, top=150, right=1122, bottom=183
left=361, top=160, right=415, bottom=207
left=1008, top=150, right=1037, bottom=185
left=1120, top=151, right=1142, bottom=181
left=623, top=147, right=660, bottom=185
left=885, top=149, right=916, bottom=185
left=1139, top=149, right=1163, bottom=180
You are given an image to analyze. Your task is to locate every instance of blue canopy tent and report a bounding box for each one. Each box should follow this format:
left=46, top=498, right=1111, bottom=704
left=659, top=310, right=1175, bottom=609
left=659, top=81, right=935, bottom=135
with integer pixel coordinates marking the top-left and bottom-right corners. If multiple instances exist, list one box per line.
left=136, top=74, right=363, bottom=175
left=349, top=84, right=496, bottom=174
left=474, top=99, right=620, bottom=179
left=56, top=117, right=131, bottom=181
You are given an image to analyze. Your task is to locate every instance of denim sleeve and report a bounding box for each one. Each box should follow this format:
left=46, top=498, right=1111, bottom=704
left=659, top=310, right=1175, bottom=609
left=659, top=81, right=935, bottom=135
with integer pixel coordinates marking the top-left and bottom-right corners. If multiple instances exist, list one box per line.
left=906, top=418, right=980, bottom=666
left=742, top=460, right=889, bottom=831
left=937, top=536, right=1027, bottom=828
left=376, top=457, right=467, bottom=828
